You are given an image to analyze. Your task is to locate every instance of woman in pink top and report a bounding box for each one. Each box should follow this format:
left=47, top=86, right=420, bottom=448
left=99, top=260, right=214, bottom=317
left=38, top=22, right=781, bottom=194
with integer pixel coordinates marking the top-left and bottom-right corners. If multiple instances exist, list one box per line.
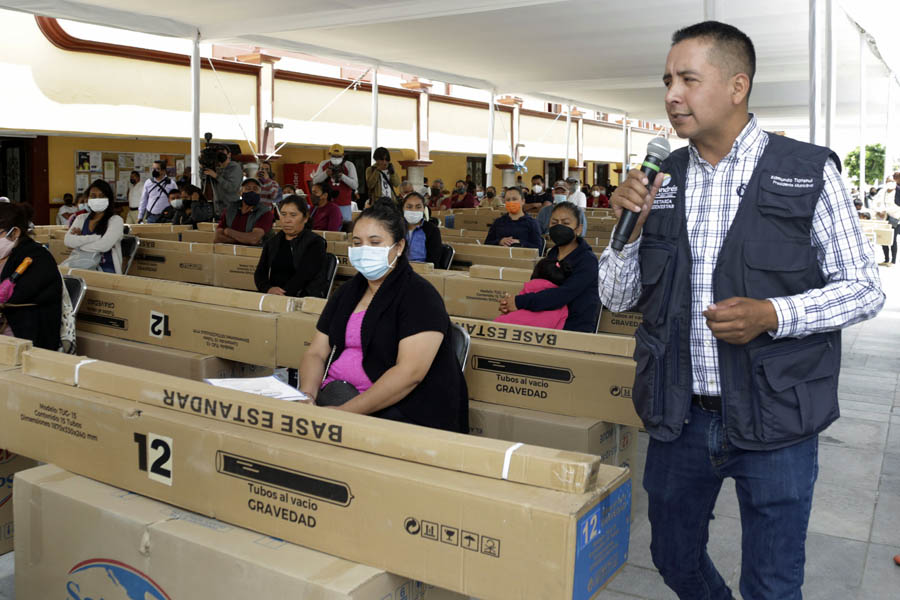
left=494, top=258, right=571, bottom=330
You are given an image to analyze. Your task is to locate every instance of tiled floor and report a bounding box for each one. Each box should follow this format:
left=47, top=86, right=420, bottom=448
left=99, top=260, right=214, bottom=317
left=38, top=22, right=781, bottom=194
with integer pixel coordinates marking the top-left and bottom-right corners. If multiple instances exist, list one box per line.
left=599, top=263, right=900, bottom=599
left=2, top=266, right=898, bottom=600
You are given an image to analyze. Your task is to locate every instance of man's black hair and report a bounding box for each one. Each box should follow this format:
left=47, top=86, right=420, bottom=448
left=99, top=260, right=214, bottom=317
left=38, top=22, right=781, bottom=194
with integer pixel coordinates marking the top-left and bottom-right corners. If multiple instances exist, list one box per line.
left=531, top=174, right=544, bottom=182
left=672, top=21, right=756, bottom=96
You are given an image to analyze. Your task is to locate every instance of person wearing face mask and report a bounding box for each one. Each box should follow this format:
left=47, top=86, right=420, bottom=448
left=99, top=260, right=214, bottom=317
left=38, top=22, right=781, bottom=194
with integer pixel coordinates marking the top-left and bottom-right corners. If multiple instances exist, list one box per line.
left=312, top=144, right=359, bottom=222
left=299, top=199, right=467, bottom=432
left=138, top=160, right=179, bottom=223
left=256, top=160, right=283, bottom=210
left=565, top=176, right=587, bottom=209
left=0, top=203, right=62, bottom=350
left=153, top=188, right=182, bottom=224
left=66, top=193, right=89, bottom=226
left=203, top=146, right=243, bottom=218
left=536, top=181, right=570, bottom=234
left=499, top=201, right=598, bottom=332
left=126, top=171, right=143, bottom=224
left=254, top=196, right=328, bottom=298
left=452, top=181, right=479, bottom=209
left=485, top=186, right=504, bottom=210
left=308, top=183, right=344, bottom=232
left=62, top=180, right=125, bottom=273
left=430, top=185, right=452, bottom=210
left=365, top=147, right=400, bottom=204
left=524, top=174, right=552, bottom=214
left=402, top=192, right=442, bottom=264
left=214, top=178, right=275, bottom=246
left=56, top=193, right=77, bottom=226
left=483, top=187, right=542, bottom=249
left=588, top=184, right=610, bottom=208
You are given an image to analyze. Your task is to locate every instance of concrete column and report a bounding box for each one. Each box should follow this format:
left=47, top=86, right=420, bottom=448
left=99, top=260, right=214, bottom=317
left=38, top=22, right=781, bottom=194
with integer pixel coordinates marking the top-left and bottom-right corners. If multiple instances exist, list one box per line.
left=190, top=31, right=200, bottom=186
left=564, top=105, right=572, bottom=179
left=486, top=91, right=495, bottom=187
left=371, top=67, right=379, bottom=162
left=230, top=51, right=281, bottom=157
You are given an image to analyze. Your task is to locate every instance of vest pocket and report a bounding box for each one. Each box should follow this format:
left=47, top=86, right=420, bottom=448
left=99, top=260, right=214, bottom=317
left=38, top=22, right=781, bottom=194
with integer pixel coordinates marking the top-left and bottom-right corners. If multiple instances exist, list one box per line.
left=750, top=337, right=838, bottom=443
left=742, top=240, right=817, bottom=300
left=633, top=327, right=666, bottom=426
left=637, top=242, right=675, bottom=325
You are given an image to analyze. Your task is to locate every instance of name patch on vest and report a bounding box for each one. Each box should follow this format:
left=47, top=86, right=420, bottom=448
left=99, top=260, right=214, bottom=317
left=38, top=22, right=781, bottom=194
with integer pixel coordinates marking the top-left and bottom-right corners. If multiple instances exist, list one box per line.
left=652, top=185, right=678, bottom=210
left=768, top=175, right=816, bottom=190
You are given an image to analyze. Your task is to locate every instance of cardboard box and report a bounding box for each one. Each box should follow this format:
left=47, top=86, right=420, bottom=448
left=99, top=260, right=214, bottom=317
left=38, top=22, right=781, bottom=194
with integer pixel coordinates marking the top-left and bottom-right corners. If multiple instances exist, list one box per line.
left=15, top=465, right=457, bottom=600
left=314, top=230, right=348, bottom=241
left=63, top=267, right=301, bottom=313
left=180, top=229, right=216, bottom=243
left=196, top=222, right=217, bottom=232
left=464, top=337, right=641, bottom=426
left=49, top=239, right=72, bottom=263
left=0, top=372, right=631, bottom=599
left=133, top=238, right=214, bottom=253
left=23, top=349, right=604, bottom=495
left=0, top=450, right=37, bottom=555
left=274, top=299, right=324, bottom=367
left=136, top=232, right=182, bottom=241
left=213, top=253, right=261, bottom=291
left=598, top=310, right=643, bottom=336
left=77, top=331, right=273, bottom=380
left=0, top=336, right=31, bottom=367
left=131, top=246, right=215, bottom=285
left=75, top=287, right=279, bottom=366
left=442, top=274, right=523, bottom=320
left=468, top=265, right=533, bottom=283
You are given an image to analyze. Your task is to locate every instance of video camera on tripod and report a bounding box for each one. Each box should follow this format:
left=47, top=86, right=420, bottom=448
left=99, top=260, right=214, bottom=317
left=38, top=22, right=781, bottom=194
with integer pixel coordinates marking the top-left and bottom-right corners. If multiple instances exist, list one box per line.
left=198, top=132, right=242, bottom=172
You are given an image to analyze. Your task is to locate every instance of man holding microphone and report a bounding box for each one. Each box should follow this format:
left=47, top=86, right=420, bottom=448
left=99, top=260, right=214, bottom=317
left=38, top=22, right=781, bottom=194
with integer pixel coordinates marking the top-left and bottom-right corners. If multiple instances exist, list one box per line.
left=598, top=21, right=883, bottom=599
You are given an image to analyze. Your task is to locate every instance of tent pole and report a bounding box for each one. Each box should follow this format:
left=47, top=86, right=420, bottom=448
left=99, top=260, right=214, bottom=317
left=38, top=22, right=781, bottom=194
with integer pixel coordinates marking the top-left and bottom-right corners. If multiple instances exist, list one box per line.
left=885, top=78, right=894, bottom=182
left=564, top=105, right=571, bottom=180
left=486, top=91, right=495, bottom=188
left=623, top=113, right=630, bottom=175
left=809, top=0, right=819, bottom=144
left=859, top=33, right=866, bottom=190
left=371, top=67, right=379, bottom=162
left=825, top=0, right=836, bottom=148
left=190, top=30, right=201, bottom=187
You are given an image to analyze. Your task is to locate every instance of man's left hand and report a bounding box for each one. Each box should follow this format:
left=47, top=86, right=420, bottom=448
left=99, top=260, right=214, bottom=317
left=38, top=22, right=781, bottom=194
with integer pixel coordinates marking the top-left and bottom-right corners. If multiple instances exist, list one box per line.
left=703, top=297, right=779, bottom=345
left=203, top=168, right=217, bottom=179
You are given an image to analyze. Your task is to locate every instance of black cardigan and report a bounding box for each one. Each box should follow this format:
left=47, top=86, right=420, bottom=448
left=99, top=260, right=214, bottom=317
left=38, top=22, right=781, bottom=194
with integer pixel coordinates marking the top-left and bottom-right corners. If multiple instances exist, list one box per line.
left=254, top=229, right=328, bottom=297
left=1, top=237, right=62, bottom=350
left=316, top=256, right=468, bottom=433
left=412, top=220, right=443, bottom=265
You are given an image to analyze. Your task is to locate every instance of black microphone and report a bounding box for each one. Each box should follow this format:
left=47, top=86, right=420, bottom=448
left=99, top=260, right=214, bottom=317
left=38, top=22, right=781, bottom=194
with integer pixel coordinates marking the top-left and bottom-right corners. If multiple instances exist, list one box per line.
left=611, top=137, right=671, bottom=251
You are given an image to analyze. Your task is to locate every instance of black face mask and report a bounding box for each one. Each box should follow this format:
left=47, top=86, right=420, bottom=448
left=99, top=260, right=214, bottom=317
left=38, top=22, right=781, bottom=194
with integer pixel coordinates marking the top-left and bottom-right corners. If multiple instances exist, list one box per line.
left=152, top=169, right=160, bottom=179
left=549, top=224, right=576, bottom=246
left=486, top=191, right=495, bottom=199
left=242, top=192, right=261, bottom=207
left=63, top=198, right=73, bottom=206
left=217, top=152, right=228, bottom=164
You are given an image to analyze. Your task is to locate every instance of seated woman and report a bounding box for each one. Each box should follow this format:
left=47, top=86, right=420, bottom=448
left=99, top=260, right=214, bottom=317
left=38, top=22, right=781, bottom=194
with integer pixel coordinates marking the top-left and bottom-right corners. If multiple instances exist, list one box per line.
left=299, top=200, right=467, bottom=432
left=495, top=258, right=571, bottom=330
left=254, top=196, right=329, bottom=297
left=483, top=187, right=542, bottom=249
left=309, top=183, right=344, bottom=232
left=402, top=192, right=442, bottom=265
left=62, top=179, right=124, bottom=273
left=0, top=203, right=62, bottom=350
left=499, top=201, right=599, bottom=332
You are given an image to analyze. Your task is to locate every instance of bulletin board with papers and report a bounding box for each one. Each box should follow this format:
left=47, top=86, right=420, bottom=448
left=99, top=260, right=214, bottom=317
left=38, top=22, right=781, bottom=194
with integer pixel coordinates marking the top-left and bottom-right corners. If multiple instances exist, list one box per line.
left=75, top=150, right=187, bottom=201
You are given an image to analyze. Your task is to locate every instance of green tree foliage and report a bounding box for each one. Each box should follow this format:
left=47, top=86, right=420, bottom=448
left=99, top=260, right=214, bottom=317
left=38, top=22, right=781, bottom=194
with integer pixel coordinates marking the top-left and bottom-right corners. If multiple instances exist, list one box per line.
left=844, top=144, right=885, bottom=187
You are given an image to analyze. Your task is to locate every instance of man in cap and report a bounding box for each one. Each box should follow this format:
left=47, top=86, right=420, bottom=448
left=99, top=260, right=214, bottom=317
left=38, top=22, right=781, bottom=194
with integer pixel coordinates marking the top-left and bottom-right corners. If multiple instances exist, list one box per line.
left=565, top=176, right=587, bottom=208
left=312, top=144, right=359, bottom=222
left=214, top=177, right=274, bottom=246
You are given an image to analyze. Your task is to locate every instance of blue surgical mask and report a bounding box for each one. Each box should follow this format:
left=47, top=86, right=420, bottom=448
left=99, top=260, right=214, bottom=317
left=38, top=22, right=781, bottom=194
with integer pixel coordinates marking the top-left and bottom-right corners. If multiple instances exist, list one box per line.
left=349, top=243, right=398, bottom=280
left=553, top=194, right=567, bottom=204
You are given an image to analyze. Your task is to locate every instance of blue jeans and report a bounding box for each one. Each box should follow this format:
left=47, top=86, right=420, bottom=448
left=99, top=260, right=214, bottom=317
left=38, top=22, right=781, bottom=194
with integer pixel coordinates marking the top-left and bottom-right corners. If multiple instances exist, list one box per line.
left=644, top=403, right=819, bottom=600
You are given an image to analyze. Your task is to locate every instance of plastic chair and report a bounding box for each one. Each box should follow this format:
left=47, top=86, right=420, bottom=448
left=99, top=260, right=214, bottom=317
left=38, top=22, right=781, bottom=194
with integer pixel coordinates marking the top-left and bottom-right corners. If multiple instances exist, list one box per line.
left=62, top=275, right=86, bottom=314
left=120, top=235, right=139, bottom=275
left=448, top=322, right=471, bottom=372
left=438, top=244, right=455, bottom=270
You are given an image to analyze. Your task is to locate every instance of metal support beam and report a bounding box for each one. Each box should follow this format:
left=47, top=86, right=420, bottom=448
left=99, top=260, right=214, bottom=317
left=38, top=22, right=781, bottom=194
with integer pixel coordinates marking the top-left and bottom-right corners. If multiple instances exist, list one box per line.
left=623, top=113, right=630, bottom=175
left=859, top=33, right=866, bottom=189
left=486, top=91, right=495, bottom=187
left=809, top=0, right=819, bottom=144
left=190, top=30, right=201, bottom=187
left=564, top=105, right=572, bottom=180
left=371, top=67, right=379, bottom=161
left=824, top=0, right=836, bottom=148
left=885, top=79, right=894, bottom=182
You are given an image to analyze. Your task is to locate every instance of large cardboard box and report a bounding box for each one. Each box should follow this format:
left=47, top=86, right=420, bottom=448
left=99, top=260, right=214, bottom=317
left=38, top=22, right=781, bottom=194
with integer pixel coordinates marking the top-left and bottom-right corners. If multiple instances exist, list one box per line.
left=136, top=232, right=182, bottom=241
left=443, top=274, right=524, bottom=320
left=468, top=265, right=533, bottom=283
left=49, top=239, right=72, bottom=263
left=598, top=309, right=643, bottom=336
left=449, top=243, right=539, bottom=269
left=15, top=465, right=459, bottom=600
left=0, top=450, right=37, bottom=555
left=24, top=349, right=605, bottom=495
left=180, top=229, right=216, bottom=243
left=314, top=229, right=348, bottom=241
left=77, top=331, right=273, bottom=380
left=76, top=287, right=279, bottom=366
left=131, top=245, right=215, bottom=284
left=274, top=298, right=325, bottom=366
left=213, top=250, right=261, bottom=291
left=0, top=372, right=631, bottom=599
left=464, top=337, right=641, bottom=426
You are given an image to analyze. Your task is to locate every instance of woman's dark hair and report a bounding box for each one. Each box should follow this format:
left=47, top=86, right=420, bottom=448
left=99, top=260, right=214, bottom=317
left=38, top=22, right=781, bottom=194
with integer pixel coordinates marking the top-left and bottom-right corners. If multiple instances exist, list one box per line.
left=85, top=179, right=117, bottom=236
left=279, top=194, right=309, bottom=217
left=531, top=257, right=572, bottom=286
left=353, top=197, right=407, bottom=256
left=0, top=203, right=33, bottom=239
left=402, top=192, right=426, bottom=207
left=373, top=147, right=390, bottom=162
left=466, top=181, right=476, bottom=194
left=551, top=200, right=584, bottom=233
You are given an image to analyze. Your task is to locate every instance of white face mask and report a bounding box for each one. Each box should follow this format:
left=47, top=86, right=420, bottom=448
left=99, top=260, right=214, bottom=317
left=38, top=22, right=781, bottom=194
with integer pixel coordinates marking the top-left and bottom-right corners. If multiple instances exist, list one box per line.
left=172, top=199, right=184, bottom=209
left=0, top=229, right=17, bottom=260
left=592, top=191, right=601, bottom=197
left=476, top=191, right=484, bottom=199
left=330, top=157, right=342, bottom=166
left=553, top=194, right=567, bottom=204
left=348, top=244, right=398, bottom=281
left=533, top=185, right=543, bottom=194
left=78, top=203, right=87, bottom=211
left=404, top=210, right=424, bottom=225
left=88, top=197, right=109, bottom=213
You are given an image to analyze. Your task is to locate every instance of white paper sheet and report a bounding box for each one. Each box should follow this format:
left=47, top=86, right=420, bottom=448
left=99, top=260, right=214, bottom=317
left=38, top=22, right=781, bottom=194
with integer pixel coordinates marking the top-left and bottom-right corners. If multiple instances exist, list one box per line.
left=204, top=376, right=311, bottom=402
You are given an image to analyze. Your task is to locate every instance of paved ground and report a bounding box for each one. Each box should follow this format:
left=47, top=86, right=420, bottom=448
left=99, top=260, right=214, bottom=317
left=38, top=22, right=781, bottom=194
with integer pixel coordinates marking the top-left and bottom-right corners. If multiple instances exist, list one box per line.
left=1, top=266, right=898, bottom=600
left=599, top=262, right=900, bottom=600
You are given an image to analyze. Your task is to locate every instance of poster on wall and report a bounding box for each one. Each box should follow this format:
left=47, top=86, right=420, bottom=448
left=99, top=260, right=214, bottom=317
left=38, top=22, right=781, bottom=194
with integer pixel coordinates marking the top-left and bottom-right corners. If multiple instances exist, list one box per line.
left=116, top=178, right=128, bottom=200
left=76, top=152, right=91, bottom=172
left=103, top=160, right=116, bottom=180
left=176, top=159, right=185, bottom=178
left=75, top=173, right=89, bottom=194
left=89, top=151, right=102, bottom=172
left=118, top=153, right=134, bottom=170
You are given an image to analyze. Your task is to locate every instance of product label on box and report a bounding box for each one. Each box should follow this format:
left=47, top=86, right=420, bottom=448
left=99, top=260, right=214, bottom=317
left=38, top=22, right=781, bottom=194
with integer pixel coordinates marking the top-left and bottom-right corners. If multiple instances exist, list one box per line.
left=20, top=403, right=99, bottom=442
left=400, top=515, right=502, bottom=558
left=572, top=481, right=631, bottom=600
left=472, top=355, right=573, bottom=399
left=453, top=320, right=560, bottom=347
left=79, top=298, right=128, bottom=330
left=66, top=559, right=172, bottom=600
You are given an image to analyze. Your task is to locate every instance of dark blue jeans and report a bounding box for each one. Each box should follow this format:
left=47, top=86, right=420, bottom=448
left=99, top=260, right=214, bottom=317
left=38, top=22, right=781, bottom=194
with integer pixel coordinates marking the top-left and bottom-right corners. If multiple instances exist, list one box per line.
left=644, top=403, right=819, bottom=599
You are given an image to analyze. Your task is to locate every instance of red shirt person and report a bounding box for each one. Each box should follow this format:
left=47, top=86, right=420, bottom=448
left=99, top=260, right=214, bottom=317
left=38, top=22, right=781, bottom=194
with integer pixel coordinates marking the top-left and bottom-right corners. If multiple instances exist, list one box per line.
left=214, top=178, right=275, bottom=246
left=308, top=183, right=344, bottom=232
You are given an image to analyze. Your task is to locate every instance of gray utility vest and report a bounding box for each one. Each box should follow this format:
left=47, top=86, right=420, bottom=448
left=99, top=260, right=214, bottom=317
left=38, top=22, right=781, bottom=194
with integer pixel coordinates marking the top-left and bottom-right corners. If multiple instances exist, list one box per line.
left=225, top=202, right=268, bottom=232
left=632, top=133, right=841, bottom=451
